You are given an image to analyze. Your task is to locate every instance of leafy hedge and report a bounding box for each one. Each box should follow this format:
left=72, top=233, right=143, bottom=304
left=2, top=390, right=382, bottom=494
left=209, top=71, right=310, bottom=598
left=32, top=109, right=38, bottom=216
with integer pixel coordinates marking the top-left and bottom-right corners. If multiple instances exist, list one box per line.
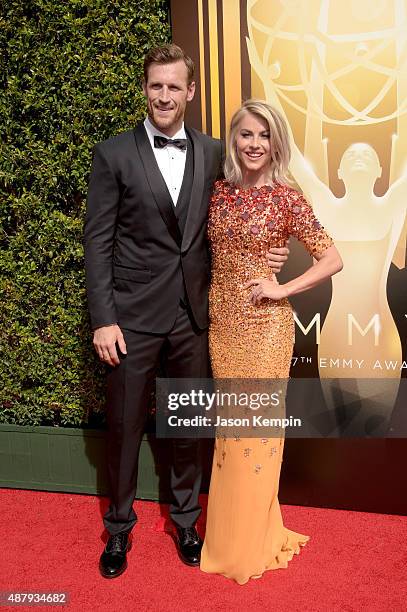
left=0, top=0, right=170, bottom=426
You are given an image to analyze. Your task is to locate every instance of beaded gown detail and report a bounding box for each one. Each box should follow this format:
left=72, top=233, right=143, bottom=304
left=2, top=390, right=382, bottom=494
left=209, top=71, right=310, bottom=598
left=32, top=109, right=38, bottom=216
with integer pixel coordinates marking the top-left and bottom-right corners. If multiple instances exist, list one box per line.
left=200, top=180, right=333, bottom=584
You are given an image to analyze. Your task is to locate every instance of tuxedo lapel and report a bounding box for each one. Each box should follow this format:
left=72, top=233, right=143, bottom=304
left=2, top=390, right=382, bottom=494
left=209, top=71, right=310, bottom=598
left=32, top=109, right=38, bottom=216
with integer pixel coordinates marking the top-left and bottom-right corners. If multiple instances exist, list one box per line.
left=133, top=124, right=182, bottom=247
left=174, top=135, right=194, bottom=234
left=181, top=127, right=205, bottom=253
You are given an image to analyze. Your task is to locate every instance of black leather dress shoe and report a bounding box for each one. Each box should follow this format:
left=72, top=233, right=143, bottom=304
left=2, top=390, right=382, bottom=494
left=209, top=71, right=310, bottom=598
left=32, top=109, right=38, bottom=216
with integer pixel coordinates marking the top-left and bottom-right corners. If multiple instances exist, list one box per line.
left=99, top=532, right=131, bottom=578
left=175, top=526, right=202, bottom=567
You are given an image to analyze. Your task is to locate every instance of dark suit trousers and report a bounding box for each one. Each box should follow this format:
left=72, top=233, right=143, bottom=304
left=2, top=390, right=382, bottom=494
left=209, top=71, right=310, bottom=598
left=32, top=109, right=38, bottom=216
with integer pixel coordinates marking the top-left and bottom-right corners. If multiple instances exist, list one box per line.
left=103, top=303, right=208, bottom=535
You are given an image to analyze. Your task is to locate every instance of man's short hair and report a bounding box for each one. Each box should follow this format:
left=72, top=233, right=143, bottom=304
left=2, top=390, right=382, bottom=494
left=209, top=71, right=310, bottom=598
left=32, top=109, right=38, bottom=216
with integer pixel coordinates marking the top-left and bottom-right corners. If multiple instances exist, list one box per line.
left=144, top=44, right=195, bottom=84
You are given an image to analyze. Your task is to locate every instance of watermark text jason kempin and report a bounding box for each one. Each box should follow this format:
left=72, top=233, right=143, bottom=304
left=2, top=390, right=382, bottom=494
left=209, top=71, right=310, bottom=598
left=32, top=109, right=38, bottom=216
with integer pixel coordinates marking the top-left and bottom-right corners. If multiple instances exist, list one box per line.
left=165, top=389, right=301, bottom=429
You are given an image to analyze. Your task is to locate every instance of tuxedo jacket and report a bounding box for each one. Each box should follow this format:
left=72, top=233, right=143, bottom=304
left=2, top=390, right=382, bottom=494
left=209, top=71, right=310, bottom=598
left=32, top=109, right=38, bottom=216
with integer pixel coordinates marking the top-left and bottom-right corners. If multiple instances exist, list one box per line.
left=84, top=122, right=224, bottom=333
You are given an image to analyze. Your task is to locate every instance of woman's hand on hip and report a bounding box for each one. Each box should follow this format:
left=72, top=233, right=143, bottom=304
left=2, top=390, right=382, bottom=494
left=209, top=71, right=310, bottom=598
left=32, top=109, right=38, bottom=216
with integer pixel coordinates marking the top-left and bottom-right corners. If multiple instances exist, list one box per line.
left=244, top=275, right=288, bottom=305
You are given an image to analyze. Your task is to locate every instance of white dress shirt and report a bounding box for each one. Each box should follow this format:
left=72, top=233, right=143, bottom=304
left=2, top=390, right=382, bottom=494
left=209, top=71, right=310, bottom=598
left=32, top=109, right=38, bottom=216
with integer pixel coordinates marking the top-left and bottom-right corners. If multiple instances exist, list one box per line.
left=144, top=116, right=187, bottom=206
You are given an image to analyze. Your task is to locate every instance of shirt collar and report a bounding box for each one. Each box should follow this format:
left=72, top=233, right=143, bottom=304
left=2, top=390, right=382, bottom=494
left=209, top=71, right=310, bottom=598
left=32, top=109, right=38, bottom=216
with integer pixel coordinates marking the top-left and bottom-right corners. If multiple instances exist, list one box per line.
left=144, top=116, right=186, bottom=145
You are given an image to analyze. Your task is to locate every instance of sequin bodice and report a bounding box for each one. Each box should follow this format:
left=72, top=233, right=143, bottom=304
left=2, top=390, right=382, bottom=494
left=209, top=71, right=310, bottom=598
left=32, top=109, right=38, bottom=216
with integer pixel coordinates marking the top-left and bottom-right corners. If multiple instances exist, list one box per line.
left=207, top=180, right=333, bottom=331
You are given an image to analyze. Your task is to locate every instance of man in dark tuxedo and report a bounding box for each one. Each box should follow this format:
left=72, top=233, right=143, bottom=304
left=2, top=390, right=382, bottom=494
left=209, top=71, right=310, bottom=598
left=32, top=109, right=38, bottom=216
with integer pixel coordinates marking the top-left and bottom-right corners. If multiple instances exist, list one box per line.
left=84, top=43, right=288, bottom=579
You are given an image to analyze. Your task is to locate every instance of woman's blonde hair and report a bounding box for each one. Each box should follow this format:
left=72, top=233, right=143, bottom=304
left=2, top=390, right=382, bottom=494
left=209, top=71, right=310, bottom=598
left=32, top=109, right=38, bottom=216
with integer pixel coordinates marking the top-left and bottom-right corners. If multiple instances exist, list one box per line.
left=224, top=99, right=291, bottom=186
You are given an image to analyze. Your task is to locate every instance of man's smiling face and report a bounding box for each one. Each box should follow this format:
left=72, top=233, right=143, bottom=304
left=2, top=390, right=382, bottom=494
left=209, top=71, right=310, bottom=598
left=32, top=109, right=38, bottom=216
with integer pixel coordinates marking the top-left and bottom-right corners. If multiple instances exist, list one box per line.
left=143, top=60, right=195, bottom=137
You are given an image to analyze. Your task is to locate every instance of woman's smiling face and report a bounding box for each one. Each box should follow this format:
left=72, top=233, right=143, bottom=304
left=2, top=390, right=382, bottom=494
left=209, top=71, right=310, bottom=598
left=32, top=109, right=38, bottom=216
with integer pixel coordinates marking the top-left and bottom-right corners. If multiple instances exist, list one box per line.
left=235, top=112, right=272, bottom=181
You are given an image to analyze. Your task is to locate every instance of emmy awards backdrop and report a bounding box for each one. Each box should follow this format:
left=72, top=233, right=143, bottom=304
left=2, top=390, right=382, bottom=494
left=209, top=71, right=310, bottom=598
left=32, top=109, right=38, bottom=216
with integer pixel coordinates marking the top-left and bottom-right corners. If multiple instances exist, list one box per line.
left=170, top=0, right=407, bottom=514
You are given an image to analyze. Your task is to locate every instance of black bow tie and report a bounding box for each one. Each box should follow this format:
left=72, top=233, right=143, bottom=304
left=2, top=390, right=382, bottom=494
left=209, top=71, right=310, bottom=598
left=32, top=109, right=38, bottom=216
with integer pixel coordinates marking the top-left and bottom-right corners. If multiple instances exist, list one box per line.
left=154, top=135, right=187, bottom=151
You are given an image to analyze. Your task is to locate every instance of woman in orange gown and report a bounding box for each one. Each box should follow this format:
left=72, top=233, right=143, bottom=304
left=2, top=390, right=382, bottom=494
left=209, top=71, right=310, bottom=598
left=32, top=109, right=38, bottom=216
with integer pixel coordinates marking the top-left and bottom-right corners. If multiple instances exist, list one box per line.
left=200, top=100, right=343, bottom=585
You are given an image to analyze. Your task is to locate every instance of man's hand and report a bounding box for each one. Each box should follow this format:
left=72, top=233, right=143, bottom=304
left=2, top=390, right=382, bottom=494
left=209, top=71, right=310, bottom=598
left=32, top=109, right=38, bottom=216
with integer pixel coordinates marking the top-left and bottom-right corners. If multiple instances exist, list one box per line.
left=93, top=324, right=127, bottom=367
left=266, top=241, right=290, bottom=273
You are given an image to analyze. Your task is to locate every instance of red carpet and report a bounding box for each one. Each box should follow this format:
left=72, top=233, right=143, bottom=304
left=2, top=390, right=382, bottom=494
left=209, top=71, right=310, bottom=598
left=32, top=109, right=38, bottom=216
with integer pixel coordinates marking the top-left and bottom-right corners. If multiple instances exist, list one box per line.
left=1, top=489, right=406, bottom=611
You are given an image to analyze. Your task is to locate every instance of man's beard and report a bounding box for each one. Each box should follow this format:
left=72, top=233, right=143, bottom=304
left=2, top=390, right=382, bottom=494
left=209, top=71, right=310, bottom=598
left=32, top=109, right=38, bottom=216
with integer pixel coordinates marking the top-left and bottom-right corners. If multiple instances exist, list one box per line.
left=149, top=104, right=185, bottom=131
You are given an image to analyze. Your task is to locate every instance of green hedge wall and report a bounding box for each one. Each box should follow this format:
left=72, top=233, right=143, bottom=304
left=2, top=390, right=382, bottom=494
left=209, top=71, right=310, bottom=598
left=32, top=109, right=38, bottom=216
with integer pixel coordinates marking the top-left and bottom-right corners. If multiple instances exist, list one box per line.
left=0, top=0, right=170, bottom=427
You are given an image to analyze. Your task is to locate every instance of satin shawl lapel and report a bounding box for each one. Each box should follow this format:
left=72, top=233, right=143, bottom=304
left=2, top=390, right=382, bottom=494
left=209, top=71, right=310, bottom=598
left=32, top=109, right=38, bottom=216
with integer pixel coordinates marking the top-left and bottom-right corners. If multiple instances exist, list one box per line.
left=133, top=124, right=182, bottom=247
left=181, top=127, right=205, bottom=253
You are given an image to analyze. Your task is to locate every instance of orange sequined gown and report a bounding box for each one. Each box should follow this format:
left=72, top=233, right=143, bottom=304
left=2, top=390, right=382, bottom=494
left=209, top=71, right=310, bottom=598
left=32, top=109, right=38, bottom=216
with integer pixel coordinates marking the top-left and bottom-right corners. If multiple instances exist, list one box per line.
left=200, top=180, right=333, bottom=585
